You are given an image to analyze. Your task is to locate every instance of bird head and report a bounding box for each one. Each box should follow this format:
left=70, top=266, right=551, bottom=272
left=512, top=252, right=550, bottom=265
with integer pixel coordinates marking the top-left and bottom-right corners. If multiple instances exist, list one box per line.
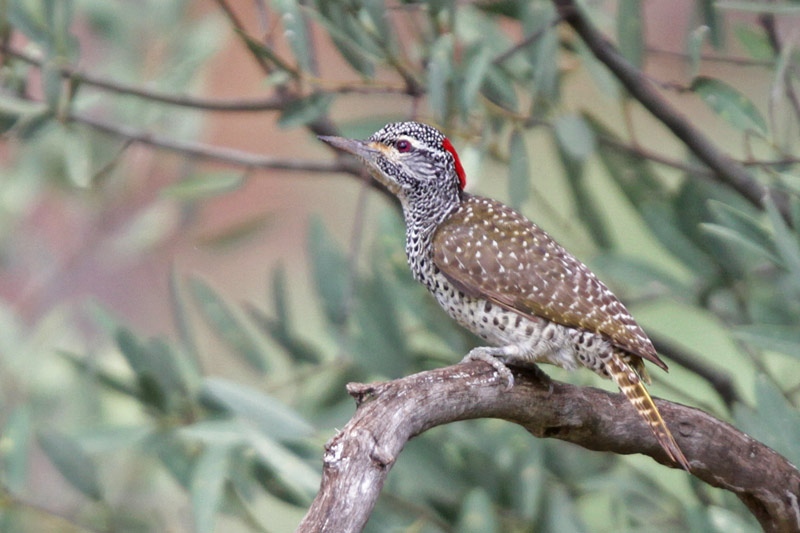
left=320, top=121, right=466, bottom=210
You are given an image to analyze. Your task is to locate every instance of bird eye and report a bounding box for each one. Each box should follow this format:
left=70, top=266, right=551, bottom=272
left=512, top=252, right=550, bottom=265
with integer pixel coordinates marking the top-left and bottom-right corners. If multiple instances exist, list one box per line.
left=396, top=140, right=411, bottom=152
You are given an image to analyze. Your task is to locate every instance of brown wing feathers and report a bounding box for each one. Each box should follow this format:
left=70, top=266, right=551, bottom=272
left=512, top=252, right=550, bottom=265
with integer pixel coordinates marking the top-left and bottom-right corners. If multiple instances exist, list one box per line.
left=433, top=194, right=668, bottom=371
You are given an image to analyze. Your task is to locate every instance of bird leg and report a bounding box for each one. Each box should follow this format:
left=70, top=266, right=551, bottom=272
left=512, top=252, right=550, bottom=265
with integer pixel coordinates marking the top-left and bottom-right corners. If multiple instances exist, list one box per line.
left=461, top=346, right=521, bottom=390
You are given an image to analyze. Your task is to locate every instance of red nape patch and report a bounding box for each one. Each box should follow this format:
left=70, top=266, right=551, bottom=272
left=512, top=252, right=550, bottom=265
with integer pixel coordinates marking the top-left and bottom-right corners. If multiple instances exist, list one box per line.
left=442, top=137, right=466, bottom=190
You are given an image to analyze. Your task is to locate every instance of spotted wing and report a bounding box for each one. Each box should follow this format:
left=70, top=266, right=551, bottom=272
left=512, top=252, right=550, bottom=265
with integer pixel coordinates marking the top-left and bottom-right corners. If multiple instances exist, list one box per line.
left=432, top=194, right=666, bottom=370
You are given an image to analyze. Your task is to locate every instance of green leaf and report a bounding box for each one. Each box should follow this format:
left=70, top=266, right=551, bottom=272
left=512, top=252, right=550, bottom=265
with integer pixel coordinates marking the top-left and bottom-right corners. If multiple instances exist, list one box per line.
left=456, top=488, right=499, bottom=533
left=63, top=126, right=93, bottom=188
left=617, top=0, right=643, bottom=68
left=308, top=216, right=350, bottom=327
left=247, top=304, right=321, bottom=364
left=162, top=172, right=244, bottom=200
left=8, top=1, right=50, bottom=44
left=592, top=254, right=692, bottom=300
left=734, top=25, right=774, bottom=61
left=692, top=76, right=767, bottom=134
left=115, top=328, right=168, bottom=411
left=246, top=426, right=320, bottom=504
left=461, top=44, right=493, bottom=116
left=190, top=278, right=270, bottom=372
left=201, top=377, right=314, bottom=441
left=688, top=25, right=710, bottom=80
left=278, top=93, right=334, bottom=129
left=59, top=350, right=140, bottom=399
left=352, top=271, right=409, bottom=377
left=553, top=117, right=609, bottom=248
left=0, top=406, right=32, bottom=493
left=699, top=0, right=725, bottom=48
left=428, top=34, right=453, bottom=124
left=508, top=129, right=530, bottom=210
left=273, top=0, right=312, bottom=72
left=38, top=430, right=102, bottom=501
left=481, top=65, right=518, bottom=112
left=191, top=444, right=231, bottom=533
left=532, top=25, right=559, bottom=100
left=700, top=223, right=778, bottom=263
left=765, top=196, right=800, bottom=279
left=553, top=114, right=596, bottom=161
left=734, top=324, right=800, bottom=358
left=707, top=200, right=774, bottom=257
left=196, top=213, right=274, bottom=250
left=41, top=61, right=63, bottom=112
left=168, top=266, right=200, bottom=368
left=0, top=94, right=48, bottom=118
left=735, top=376, right=800, bottom=466
left=509, top=447, right=544, bottom=522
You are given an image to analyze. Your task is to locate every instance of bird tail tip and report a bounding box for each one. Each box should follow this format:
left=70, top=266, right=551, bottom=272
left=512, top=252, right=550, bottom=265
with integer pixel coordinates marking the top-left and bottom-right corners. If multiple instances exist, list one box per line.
left=609, top=353, right=691, bottom=472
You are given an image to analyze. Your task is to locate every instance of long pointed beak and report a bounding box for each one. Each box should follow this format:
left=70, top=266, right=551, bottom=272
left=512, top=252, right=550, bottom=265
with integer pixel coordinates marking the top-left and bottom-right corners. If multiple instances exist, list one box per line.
left=318, top=136, right=380, bottom=161
left=319, top=135, right=401, bottom=194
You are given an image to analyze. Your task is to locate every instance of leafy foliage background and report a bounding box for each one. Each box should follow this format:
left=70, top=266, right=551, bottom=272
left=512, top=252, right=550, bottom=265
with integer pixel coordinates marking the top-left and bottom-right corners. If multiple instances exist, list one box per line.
left=0, top=0, right=799, bottom=532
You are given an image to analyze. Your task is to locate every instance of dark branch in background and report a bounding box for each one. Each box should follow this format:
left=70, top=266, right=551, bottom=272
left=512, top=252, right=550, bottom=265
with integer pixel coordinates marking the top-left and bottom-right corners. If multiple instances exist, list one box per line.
left=551, top=0, right=792, bottom=225
left=492, top=15, right=565, bottom=66
left=70, top=110, right=360, bottom=174
left=296, top=362, right=800, bottom=533
left=1, top=46, right=407, bottom=111
left=651, top=334, right=741, bottom=409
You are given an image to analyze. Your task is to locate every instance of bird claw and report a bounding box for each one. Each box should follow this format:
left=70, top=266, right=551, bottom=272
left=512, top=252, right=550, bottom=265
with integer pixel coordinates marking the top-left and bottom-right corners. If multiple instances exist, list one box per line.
left=461, top=348, right=515, bottom=390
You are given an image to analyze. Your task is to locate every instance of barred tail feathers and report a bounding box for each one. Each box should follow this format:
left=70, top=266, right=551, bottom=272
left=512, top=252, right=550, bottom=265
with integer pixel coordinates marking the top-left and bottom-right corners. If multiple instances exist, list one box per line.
left=607, top=352, right=690, bottom=471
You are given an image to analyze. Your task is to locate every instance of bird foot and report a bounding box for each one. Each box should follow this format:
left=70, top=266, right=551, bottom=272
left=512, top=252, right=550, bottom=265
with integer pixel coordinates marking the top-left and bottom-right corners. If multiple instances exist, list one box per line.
left=461, top=347, right=515, bottom=390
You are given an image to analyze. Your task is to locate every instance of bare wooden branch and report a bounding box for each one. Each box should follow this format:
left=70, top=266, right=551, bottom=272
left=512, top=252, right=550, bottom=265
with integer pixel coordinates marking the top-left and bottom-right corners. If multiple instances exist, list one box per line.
left=297, top=362, right=800, bottom=533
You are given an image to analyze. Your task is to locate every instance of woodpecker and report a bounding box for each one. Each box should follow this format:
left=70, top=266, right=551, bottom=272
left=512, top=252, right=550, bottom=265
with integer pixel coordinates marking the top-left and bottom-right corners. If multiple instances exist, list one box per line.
left=320, top=121, right=690, bottom=471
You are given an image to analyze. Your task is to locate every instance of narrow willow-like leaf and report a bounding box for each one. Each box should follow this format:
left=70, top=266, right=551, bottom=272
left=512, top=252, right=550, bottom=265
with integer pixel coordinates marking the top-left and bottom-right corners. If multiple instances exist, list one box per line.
left=508, top=129, right=530, bottom=210
left=735, top=324, right=800, bottom=359
left=700, top=223, right=778, bottom=263
left=554, top=114, right=596, bottom=161
left=735, top=376, right=800, bottom=466
left=38, top=430, right=103, bottom=501
left=428, top=34, right=453, bottom=124
left=688, top=25, right=710, bottom=80
left=0, top=407, right=31, bottom=493
left=191, top=444, right=231, bottom=533
left=308, top=216, right=350, bottom=326
left=202, top=377, right=314, bottom=441
left=692, top=76, right=767, bottom=134
left=765, top=196, right=800, bottom=279
left=617, top=0, right=643, bottom=68
left=278, top=93, right=334, bottom=129
left=162, top=172, right=244, bottom=200
left=190, top=278, right=270, bottom=372
left=63, top=126, right=93, bottom=188
left=273, top=0, right=312, bottom=72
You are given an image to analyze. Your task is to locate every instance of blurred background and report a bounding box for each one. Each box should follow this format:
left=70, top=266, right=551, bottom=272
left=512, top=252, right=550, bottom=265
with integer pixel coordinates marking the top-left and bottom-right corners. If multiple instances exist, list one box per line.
left=0, top=0, right=799, bottom=531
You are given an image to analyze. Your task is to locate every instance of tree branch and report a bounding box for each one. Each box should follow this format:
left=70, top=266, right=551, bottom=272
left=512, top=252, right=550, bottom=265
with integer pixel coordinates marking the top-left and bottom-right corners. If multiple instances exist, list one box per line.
left=297, top=362, right=800, bottom=533
left=551, top=0, right=792, bottom=225
left=67, top=110, right=358, bottom=173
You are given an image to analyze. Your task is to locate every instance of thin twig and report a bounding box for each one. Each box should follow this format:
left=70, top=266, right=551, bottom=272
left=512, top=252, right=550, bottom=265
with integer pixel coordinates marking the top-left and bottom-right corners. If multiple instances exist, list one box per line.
left=647, top=47, right=774, bottom=67
left=492, top=15, right=564, bottom=66
left=3, top=46, right=406, bottom=112
left=67, top=109, right=360, bottom=174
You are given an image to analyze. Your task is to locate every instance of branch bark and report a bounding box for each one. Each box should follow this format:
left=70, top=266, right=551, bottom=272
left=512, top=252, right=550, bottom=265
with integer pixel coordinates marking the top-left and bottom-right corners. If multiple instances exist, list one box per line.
left=297, top=362, right=800, bottom=533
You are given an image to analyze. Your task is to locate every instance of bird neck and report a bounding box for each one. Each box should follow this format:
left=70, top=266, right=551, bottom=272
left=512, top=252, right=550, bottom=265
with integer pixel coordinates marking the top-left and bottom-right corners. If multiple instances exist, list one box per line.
left=402, top=189, right=463, bottom=284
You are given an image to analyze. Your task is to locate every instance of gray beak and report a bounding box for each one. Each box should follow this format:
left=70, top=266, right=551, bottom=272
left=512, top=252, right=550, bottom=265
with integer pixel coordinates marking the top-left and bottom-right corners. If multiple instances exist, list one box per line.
left=318, top=136, right=380, bottom=161
left=319, top=135, right=401, bottom=194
